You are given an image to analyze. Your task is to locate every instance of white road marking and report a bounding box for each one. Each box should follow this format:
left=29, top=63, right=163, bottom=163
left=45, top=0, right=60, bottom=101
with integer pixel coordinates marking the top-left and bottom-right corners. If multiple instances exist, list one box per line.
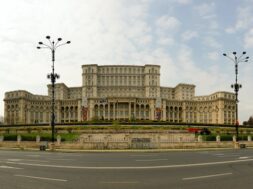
left=8, top=159, right=48, bottom=163
left=7, top=159, right=21, bottom=162
left=197, top=151, right=209, bottom=154
left=183, top=172, right=232, bottom=180
left=49, top=158, right=75, bottom=161
left=6, top=158, right=253, bottom=170
left=26, top=155, right=41, bottom=157
left=130, top=155, right=158, bottom=157
left=0, top=165, right=22, bottom=169
left=216, top=155, right=240, bottom=158
left=136, top=159, right=168, bottom=162
left=100, top=181, right=139, bottom=184
left=239, top=157, right=249, bottom=159
left=14, top=174, right=67, bottom=182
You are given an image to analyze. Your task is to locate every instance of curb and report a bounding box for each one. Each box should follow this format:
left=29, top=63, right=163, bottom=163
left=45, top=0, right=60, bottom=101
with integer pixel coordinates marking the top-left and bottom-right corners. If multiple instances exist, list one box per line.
left=0, top=147, right=243, bottom=153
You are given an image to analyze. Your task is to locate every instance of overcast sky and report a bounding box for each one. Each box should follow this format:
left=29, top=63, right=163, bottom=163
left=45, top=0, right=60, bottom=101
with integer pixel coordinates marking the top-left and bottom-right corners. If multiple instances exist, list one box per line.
left=0, top=0, right=253, bottom=122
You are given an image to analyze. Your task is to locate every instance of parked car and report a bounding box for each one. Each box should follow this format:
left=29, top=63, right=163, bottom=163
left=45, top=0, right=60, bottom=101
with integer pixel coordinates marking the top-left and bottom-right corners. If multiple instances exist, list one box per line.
left=187, top=127, right=211, bottom=135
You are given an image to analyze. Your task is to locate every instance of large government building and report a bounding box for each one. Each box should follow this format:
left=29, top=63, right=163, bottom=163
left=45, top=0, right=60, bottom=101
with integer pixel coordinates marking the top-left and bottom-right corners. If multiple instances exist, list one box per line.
left=4, top=64, right=236, bottom=125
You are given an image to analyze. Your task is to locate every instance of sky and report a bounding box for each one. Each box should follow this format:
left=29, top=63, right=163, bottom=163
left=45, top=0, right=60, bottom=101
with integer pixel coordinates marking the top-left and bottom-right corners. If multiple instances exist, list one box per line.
left=0, top=0, right=253, bottom=123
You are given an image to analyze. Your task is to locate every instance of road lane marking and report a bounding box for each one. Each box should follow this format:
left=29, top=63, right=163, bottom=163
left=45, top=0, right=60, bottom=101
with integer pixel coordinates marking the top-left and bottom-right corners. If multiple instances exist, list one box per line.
left=14, top=175, right=67, bottom=182
left=130, top=155, right=158, bottom=157
left=7, top=159, right=21, bottom=162
left=0, top=165, right=22, bottom=169
left=49, top=158, right=75, bottom=161
left=136, top=159, right=168, bottom=162
left=26, top=155, right=41, bottom=157
left=100, top=181, right=139, bottom=184
left=216, top=155, right=240, bottom=158
left=215, top=154, right=224, bottom=156
left=7, top=159, right=48, bottom=163
left=6, top=158, right=253, bottom=170
left=183, top=172, right=232, bottom=180
left=239, top=157, right=249, bottom=159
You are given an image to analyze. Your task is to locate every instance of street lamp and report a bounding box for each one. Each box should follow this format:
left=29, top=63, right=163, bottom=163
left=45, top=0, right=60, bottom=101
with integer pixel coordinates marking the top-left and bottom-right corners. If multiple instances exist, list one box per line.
left=37, top=36, right=71, bottom=143
left=223, top=51, right=249, bottom=142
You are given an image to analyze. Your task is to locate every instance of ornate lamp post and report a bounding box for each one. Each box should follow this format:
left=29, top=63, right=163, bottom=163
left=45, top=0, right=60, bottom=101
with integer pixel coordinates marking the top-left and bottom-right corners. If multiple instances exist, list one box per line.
left=223, top=51, right=249, bottom=141
left=37, top=36, right=71, bottom=143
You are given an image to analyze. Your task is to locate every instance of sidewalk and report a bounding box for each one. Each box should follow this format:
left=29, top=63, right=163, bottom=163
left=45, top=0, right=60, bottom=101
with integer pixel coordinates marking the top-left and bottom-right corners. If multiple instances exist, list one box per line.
left=1, top=140, right=252, bottom=153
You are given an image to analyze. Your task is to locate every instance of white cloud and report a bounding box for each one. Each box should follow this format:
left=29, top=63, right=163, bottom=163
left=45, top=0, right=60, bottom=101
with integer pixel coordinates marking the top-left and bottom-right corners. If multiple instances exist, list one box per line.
left=177, top=0, right=192, bottom=5
left=238, top=62, right=253, bottom=123
left=0, top=0, right=155, bottom=116
left=225, top=27, right=236, bottom=34
left=157, top=37, right=174, bottom=46
left=181, top=30, right=198, bottom=41
left=226, top=6, right=253, bottom=33
left=174, top=46, right=228, bottom=95
left=0, top=0, right=252, bottom=122
left=235, top=7, right=253, bottom=30
left=209, top=20, right=219, bottom=30
left=203, top=36, right=222, bottom=49
left=194, top=2, right=215, bottom=17
left=244, top=28, right=253, bottom=48
left=155, top=15, right=181, bottom=48
left=156, top=16, right=181, bottom=31
left=207, top=51, right=219, bottom=61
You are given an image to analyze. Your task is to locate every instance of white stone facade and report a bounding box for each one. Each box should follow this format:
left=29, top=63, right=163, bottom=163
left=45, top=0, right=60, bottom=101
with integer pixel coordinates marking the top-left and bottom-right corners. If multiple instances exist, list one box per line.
left=4, top=64, right=236, bottom=125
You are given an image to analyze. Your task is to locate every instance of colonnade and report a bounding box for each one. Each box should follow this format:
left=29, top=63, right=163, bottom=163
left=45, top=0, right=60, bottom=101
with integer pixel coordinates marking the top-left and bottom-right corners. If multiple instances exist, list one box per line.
left=93, top=102, right=151, bottom=120
left=60, top=106, right=78, bottom=122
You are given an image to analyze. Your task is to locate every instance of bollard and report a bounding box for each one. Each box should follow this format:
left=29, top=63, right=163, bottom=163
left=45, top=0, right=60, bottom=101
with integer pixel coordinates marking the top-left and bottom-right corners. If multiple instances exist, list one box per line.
left=17, top=135, right=21, bottom=144
left=216, top=135, right=220, bottom=142
left=248, top=135, right=252, bottom=142
left=36, top=135, right=40, bottom=143
left=57, top=135, right=61, bottom=145
left=197, top=135, right=203, bottom=142
left=233, top=135, right=236, bottom=142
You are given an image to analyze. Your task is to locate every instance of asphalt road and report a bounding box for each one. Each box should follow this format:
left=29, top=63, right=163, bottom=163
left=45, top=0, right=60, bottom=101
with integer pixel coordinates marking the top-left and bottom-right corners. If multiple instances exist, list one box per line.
left=1, top=149, right=253, bottom=189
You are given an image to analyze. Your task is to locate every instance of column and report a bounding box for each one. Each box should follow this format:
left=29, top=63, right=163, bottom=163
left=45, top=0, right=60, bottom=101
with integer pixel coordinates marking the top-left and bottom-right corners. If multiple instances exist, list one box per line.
left=78, top=101, right=81, bottom=122
left=62, top=107, right=66, bottom=122
left=134, top=102, right=136, bottom=119
left=98, top=105, right=100, bottom=119
left=19, top=100, right=25, bottom=124
left=27, top=110, right=31, bottom=124
left=113, top=102, right=115, bottom=120
left=150, top=100, right=155, bottom=120
left=143, top=105, right=146, bottom=119
left=57, top=103, right=61, bottom=123
left=162, top=100, right=166, bottom=121
left=108, top=103, right=110, bottom=120
left=128, top=102, right=131, bottom=120
left=68, top=108, right=71, bottom=123
left=103, top=104, right=106, bottom=119
left=89, top=105, right=94, bottom=121
left=172, top=110, right=175, bottom=122
left=177, top=108, right=180, bottom=121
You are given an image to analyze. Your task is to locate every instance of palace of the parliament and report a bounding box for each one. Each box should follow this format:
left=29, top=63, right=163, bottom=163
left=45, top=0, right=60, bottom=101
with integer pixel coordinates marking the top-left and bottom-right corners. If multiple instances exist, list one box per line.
left=4, top=64, right=236, bottom=125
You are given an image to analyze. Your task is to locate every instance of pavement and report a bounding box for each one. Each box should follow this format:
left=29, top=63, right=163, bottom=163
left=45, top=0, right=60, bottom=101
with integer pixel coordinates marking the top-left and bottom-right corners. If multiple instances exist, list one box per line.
left=1, top=149, right=253, bottom=188
left=0, top=145, right=239, bottom=153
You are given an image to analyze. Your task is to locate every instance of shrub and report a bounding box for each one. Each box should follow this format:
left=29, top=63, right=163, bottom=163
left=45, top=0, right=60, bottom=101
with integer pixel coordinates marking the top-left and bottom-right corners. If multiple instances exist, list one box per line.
left=2, top=133, right=80, bottom=142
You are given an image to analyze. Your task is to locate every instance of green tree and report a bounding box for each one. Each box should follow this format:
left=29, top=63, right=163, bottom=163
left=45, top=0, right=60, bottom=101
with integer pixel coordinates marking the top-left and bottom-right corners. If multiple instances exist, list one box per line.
left=248, top=116, right=253, bottom=126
